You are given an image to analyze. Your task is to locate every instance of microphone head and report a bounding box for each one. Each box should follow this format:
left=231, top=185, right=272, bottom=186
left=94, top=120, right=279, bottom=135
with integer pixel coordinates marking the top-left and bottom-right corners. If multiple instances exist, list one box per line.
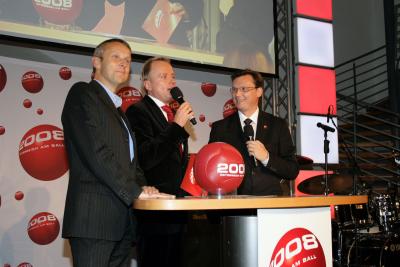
left=170, top=87, right=184, bottom=102
left=243, top=124, right=254, bottom=139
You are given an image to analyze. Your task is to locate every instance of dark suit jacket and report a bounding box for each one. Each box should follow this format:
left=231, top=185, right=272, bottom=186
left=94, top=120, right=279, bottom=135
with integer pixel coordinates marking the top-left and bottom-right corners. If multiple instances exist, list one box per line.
left=209, top=111, right=299, bottom=195
left=61, top=80, right=146, bottom=241
left=125, top=96, right=189, bottom=234
left=125, top=95, right=189, bottom=196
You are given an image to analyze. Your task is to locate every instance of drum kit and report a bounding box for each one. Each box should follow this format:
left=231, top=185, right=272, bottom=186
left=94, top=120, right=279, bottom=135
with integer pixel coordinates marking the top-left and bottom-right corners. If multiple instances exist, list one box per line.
left=295, top=154, right=400, bottom=266
left=332, top=191, right=400, bottom=267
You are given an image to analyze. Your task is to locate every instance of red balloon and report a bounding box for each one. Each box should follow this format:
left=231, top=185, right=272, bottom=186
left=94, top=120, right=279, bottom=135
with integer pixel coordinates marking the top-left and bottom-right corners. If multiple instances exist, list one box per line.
left=27, top=212, right=60, bottom=245
left=201, top=82, right=217, bottom=97
left=199, top=114, right=206, bottom=122
left=21, top=71, right=43, bottom=93
left=59, top=66, right=72, bottom=80
left=0, top=126, right=5, bottom=135
left=19, top=124, right=69, bottom=181
left=0, top=64, right=7, bottom=93
left=117, top=86, right=143, bottom=112
left=23, top=99, right=32, bottom=108
left=223, top=98, right=237, bottom=118
left=194, top=142, right=244, bottom=195
left=15, top=191, right=24, bottom=201
left=32, top=0, right=83, bottom=25
left=269, top=228, right=326, bottom=267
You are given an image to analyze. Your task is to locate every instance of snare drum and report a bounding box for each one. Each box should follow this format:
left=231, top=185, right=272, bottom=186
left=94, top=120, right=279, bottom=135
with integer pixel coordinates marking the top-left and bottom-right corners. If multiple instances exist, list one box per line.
left=346, top=233, right=400, bottom=266
left=335, top=204, right=371, bottom=229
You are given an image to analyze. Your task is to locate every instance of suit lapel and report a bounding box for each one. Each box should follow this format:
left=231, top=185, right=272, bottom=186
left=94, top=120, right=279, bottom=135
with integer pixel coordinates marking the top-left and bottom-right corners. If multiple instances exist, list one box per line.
left=229, top=113, right=248, bottom=156
left=91, top=80, right=123, bottom=123
left=91, top=80, right=137, bottom=156
left=256, top=111, right=271, bottom=146
left=143, top=96, right=169, bottom=129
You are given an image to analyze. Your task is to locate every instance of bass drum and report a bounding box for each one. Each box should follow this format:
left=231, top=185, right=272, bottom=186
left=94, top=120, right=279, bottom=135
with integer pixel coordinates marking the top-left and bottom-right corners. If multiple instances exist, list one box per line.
left=346, top=233, right=400, bottom=266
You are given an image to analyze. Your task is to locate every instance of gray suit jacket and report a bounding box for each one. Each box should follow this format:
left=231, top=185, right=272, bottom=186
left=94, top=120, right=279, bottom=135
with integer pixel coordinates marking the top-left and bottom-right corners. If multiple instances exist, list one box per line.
left=61, top=80, right=146, bottom=241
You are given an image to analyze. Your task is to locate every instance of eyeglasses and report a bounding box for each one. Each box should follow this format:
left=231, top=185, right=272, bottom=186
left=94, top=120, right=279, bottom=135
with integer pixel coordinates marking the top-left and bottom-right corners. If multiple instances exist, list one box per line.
left=230, top=86, right=257, bottom=94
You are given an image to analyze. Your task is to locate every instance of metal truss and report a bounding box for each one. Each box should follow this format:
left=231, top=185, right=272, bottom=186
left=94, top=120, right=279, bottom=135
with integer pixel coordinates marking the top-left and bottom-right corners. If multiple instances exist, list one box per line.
left=263, top=0, right=296, bottom=140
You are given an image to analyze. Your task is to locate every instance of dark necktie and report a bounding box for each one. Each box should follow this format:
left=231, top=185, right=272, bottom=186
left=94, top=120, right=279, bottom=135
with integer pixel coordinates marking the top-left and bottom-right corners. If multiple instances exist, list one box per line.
left=244, top=118, right=254, bottom=139
left=244, top=118, right=258, bottom=167
left=161, top=105, right=174, bottom=123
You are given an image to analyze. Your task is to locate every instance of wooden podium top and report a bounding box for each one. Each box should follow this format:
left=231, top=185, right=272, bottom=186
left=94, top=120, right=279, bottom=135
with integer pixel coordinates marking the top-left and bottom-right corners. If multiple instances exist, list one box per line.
left=133, top=195, right=368, bottom=211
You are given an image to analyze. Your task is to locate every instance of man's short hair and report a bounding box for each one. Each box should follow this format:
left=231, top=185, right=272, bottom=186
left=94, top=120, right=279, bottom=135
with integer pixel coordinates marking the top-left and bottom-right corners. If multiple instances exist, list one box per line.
left=92, top=38, right=132, bottom=76
left=231, top=68, right=264, bottom=88
left=141, top=57, right=171, bottom=91
left=93, top=38, right=131, bottom=58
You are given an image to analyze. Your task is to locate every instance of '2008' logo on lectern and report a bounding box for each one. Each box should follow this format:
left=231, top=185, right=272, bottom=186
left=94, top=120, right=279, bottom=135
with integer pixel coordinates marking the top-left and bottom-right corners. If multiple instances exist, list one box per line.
left=269, top=228, right=326, bottom=267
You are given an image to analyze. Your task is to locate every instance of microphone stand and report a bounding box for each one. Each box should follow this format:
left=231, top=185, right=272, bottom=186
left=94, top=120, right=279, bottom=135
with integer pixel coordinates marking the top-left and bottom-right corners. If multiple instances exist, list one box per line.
left=321, top=128, right=330, bottom=196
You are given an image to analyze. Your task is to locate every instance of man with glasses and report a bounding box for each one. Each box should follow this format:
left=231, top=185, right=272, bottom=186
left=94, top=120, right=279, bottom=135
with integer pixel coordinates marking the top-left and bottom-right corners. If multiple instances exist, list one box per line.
left=209, top=69, right=299, bottom=195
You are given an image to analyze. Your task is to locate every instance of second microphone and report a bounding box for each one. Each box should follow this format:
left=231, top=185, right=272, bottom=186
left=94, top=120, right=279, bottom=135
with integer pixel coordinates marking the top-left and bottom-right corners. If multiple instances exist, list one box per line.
left=170, top=86, right=197, bottom=125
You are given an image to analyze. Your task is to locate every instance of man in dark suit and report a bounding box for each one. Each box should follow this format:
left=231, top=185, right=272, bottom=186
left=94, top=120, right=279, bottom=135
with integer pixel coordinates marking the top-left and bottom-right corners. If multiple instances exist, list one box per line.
left=61, top=38, right=172, bottom=267
left=125, top=57, right=194, bottom=267
left=209, top=69, right=299, bottom=195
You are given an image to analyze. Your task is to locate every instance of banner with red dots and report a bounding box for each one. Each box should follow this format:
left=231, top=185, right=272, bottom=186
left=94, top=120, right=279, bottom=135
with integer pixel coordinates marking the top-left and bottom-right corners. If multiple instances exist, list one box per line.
left=0, top=55, right=232, bottom=266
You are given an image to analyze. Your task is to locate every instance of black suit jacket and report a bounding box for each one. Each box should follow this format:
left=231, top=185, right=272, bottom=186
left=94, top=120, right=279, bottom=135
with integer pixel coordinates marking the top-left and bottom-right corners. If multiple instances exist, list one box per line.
left=125, top=95, right=189, bottom=196
left=61, top=80, right=146, bottom=241
left=209, top=111, right=299, bottom=195
left=126, top=96, right=189, bottom=235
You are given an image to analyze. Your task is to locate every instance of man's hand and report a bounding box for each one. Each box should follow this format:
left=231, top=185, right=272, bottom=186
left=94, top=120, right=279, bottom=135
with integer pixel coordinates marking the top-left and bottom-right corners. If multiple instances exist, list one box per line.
left=138, top=186, right=176, bottom=199
left=174, top=102, right=194, bottom=127
left=246, top=140, right=269, bottom=162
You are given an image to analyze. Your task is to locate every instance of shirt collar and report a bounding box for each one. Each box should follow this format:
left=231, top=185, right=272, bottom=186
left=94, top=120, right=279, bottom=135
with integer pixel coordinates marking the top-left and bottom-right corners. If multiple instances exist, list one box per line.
left=148, top=95, right=167, bottom=108
left=95, top=80, right=122, bottom=108
left=238, top=108, right=259, bottom=126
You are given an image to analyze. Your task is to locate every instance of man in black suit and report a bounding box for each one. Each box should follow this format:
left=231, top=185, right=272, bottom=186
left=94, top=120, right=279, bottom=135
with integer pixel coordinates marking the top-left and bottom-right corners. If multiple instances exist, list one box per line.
left=61, top=38, right=172, bottom=267
left=125, top=57, right=194, bottom=267
left=209, top=69, right=299, bottom=195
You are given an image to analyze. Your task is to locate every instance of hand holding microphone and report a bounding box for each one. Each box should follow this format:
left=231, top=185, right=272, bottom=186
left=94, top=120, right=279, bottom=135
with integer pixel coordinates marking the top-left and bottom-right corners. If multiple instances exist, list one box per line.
left=243, top=124, right=269, bottom=166
left=170, top=87, right=197, bottom=126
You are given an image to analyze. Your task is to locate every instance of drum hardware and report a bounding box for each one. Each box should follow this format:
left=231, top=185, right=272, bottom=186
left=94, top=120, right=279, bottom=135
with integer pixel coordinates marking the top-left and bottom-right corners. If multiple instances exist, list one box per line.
left=346, top=232, right=400, bottom=266
left=370, top=193, right=398, bottom=233
left=334, top=203, right=372, bottom=230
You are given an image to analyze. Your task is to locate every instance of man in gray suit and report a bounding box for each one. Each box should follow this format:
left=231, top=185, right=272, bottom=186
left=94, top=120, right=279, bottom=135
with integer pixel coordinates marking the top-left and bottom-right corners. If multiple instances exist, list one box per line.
left=61, top=38, right=172, bottom=267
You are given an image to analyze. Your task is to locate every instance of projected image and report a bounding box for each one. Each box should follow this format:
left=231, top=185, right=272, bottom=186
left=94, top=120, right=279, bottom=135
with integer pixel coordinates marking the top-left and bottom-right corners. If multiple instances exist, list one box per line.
left=0, top=0, right=275, bottom=74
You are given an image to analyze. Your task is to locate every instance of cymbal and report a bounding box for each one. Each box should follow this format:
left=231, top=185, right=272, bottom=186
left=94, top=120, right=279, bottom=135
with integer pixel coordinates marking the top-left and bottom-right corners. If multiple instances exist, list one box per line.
left=297, top=174, right=353, bottom=195
left=296, top=155, right=313, bottom=165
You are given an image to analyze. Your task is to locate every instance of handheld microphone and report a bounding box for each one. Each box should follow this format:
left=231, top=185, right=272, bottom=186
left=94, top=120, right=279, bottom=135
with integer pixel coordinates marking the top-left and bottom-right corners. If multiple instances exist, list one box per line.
left=170, top=87, right=197, bottom=125
left=243, top=124, right=258, bottom=167
left=327, top=106, right=331, bottom=123
left=317, top=122, right=335, bottom=133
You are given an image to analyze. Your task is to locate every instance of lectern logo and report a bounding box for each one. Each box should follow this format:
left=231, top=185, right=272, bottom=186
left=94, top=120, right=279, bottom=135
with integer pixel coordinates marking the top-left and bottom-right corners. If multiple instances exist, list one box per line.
left=269, top=228, right=325, bottom=267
